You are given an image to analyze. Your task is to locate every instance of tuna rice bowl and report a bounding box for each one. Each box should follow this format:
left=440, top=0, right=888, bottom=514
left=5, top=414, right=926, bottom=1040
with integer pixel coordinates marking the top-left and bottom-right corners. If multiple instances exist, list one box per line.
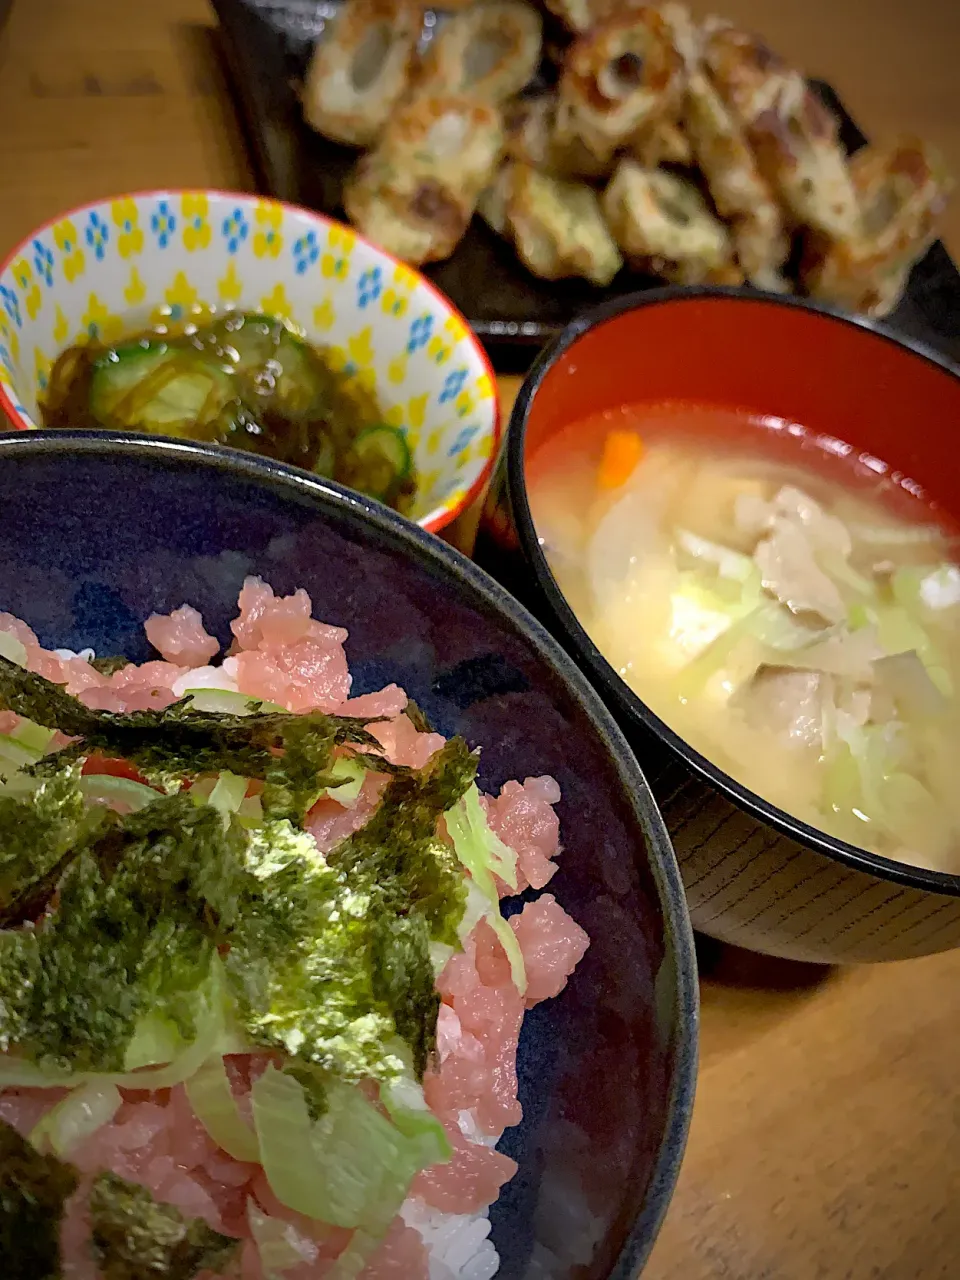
left=0, top=576, right=590, bottom=1279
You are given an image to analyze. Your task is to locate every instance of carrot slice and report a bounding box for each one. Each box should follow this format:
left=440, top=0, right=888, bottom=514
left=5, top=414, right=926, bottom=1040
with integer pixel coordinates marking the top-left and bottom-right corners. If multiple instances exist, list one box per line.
left=597, top=428, right=643, bottom=490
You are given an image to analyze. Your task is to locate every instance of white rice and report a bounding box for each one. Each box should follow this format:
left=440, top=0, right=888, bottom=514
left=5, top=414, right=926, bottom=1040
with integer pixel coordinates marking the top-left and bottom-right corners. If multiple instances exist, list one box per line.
left=400, top=1107, right=503, bottom=1279
left=401, top=1200, right=499, bottom=1280
left=170, top=663, right=240, bottom=696
left=53, top=647, right=96, bottom=663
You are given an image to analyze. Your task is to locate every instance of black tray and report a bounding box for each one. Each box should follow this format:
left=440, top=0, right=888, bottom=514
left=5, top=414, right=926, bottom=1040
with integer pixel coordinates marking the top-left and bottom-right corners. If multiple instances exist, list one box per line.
left=211, top=0, right=960, bottom=372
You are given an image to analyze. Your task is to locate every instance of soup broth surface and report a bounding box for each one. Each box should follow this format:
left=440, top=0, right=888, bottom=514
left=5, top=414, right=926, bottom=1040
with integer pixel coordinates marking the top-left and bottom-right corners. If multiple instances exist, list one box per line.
left=530, top=403, right=960, bottom=874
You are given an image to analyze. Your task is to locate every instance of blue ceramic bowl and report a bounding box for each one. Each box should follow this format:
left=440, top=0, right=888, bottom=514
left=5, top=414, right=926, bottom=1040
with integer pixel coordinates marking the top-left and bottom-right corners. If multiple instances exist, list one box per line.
left=0, top=429, right=697, bottom=1279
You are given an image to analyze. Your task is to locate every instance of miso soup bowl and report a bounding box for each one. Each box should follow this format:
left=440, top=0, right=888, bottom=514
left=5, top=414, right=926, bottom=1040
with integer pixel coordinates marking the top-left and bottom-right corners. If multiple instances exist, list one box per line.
left=474, top=287, right=960, bottom=965
left=0, top=190, right=499, bottom=534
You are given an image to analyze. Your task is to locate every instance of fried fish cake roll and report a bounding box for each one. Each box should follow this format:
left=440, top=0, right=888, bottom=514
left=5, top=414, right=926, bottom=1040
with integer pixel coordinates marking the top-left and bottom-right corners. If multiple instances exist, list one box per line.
left=345, top=155, right=471, bottom=265
left=380, top=95, right=505, bottom=197
left=802, top=138, right=954, bottom=316
left=540, top=0, right=695, bottom=39
left=748, top=88, right=860, bottom=240
left=700, top=21, right=804, bottom=127
left=483, top=161, right=623, bottom=285
left=629, top=116, right=692, bottom=167
left=683, top=70, right=789, bottom=285
left=703, top=23, right=858, bottom=239
left=345, top=97, right=505, bottom=265
left=504, top=94, right=615, bottom=179
left=415, top=1, right=543, bottom=103
left=557, top=8, right=687, bottom=165
left=301, top=0, right=421, bottom=147
left=540, top=0, right=615, bottom=35
left=477, top=164, right=512, bottom=235
left=602, top=160, right=742, bottom=285
left=733, top=203, right=792, bottom=292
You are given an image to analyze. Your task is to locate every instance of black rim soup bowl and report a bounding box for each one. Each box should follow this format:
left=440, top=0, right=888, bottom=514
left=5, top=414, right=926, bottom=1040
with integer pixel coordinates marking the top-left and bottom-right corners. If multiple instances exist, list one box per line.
left=475, top=287, right=960, bottom=965
left=0, top=429, right=697, bottom=1278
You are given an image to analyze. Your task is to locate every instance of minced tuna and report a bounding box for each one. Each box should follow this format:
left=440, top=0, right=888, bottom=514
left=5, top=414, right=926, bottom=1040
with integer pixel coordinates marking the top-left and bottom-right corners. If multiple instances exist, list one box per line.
left=0, top=579, right=590, bottom=1278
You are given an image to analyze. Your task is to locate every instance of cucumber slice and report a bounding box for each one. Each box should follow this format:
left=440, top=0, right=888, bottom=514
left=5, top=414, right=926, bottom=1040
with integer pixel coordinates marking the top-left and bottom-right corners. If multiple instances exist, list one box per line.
left=90, top=340, right=173, bottom=423
left=353, top=426, right=412, bottom=478
left=212, top=313, right=283, bottom=377
left=311, top=431, right=336, bottom=478
left=91, top=344, right=235, bottom=436
left=346, top=426, right=412, bottom=500
left=271, top=330, right=330, bottom=420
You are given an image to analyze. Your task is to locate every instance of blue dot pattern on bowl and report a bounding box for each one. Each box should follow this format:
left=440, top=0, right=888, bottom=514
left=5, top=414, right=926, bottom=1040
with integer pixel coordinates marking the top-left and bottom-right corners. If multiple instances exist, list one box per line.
left=407, top=312, right=433, bottom=353
left=0, top=193, right=499, bottom=531
left=84, top=212, right=109, bottom=262
left=448, top=423, right=478, bottom=457
left=439, top=367, right=468, bottom=404
left=150, top=200, right=178, bottom=249
left=292, top=231, right=320, bottom=275
left=33, top=241, right=55, bottom=288
left=0, top=285, right=22, bottom=328
left=221, top=207, right=250, bottom=255
left=357, top=266, right=383, bottom=310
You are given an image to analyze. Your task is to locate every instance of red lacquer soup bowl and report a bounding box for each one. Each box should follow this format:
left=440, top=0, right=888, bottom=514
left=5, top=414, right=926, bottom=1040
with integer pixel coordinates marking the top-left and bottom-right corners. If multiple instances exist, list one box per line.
left=475, top=288, right=960, bottom=964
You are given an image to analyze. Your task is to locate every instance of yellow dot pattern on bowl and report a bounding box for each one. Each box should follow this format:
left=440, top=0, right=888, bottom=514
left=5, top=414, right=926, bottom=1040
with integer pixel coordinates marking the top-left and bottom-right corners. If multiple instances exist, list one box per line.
left=181, top=194, right=212, bottom=253
left=124, top=267, right=147, bottom=308
left=0, top=192, right=497, bottom=529
left=112, top=199, right=145, bottom=259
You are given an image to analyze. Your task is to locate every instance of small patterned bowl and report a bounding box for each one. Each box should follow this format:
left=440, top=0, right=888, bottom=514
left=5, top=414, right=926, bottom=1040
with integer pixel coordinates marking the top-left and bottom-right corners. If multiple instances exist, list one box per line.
left=0, top=190, right=500, bottom=534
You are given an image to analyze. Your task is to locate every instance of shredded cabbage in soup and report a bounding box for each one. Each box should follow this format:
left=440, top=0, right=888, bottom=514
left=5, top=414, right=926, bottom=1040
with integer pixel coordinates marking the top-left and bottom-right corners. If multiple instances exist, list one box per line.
left=530, top=408, right=960, bottom=874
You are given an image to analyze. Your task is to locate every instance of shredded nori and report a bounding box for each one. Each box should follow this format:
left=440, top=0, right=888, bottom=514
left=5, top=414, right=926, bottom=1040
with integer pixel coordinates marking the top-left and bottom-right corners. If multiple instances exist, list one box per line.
left=331, top=737, right=476, bottom=943
left=89, top=1171, right=240, bottom=1280
left=0, top=654, right=389, bottom=820
left=403, top=699, right=431, bottom=734
left=0, top=1116, right=78, bottom=1279
left=0, top=794, right=247, bottom=1070
left=0, top=657, right=476, bottom=1089
left=90, top=655, right=131, bottom=676
left=0, top=1123, right=239, bottom=1280
left=0, top=763, right=109, bottom=928
left=225, top=739, right=475, bottom=1082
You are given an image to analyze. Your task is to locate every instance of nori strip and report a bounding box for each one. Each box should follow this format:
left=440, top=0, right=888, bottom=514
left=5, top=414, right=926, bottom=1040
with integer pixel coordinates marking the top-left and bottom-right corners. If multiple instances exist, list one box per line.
left=0, top=794, right=246, bottom=1070
left=0, top=658, right=475, bottom=1089
left=0, top=1116, right=78, bottom=1279
left=89, top=1171, right=240, bottom=1280
left=90, top=656, right=131, bottom=676
left=0, top=653, right=394, bottom=822
left=0, top=763, right=109, bottom=927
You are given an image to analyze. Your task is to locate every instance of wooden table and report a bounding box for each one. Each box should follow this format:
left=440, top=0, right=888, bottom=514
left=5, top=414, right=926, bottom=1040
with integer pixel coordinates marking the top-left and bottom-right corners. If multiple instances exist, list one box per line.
left=2, top=3, right=959, bottom=1276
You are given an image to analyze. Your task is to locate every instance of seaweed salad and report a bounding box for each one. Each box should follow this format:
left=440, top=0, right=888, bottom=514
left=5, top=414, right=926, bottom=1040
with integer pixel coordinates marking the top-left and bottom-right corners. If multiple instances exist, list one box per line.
left=41, top=312, right=416, bottom=514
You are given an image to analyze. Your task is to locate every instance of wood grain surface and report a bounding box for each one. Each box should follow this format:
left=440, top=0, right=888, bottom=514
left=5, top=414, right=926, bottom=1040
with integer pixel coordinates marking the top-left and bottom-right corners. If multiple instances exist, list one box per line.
left=2, top=3, right=959, bottom=1277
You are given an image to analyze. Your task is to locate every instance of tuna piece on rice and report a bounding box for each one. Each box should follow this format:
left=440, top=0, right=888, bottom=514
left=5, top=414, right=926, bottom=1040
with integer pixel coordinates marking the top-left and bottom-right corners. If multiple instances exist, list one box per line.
left=0, top=578, right=589, bottom=1278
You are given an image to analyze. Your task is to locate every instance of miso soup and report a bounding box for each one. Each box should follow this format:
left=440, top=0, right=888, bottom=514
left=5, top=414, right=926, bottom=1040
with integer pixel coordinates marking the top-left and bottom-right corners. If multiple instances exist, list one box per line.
left=530, top=403, right=960, bottom=873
